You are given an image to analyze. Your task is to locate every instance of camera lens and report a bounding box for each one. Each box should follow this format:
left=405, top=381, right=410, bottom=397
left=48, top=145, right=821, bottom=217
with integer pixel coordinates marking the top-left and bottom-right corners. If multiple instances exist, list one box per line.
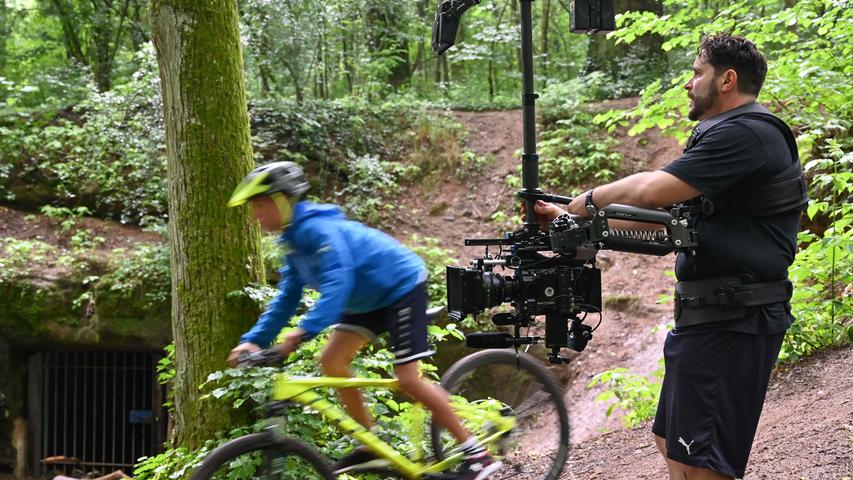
left=482, top=272, right=516, bottom=308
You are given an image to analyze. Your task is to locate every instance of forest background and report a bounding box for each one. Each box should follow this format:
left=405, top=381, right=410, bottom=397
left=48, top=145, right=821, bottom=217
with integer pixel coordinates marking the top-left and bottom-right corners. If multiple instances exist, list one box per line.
left=0, top=0, right=850, bottom=477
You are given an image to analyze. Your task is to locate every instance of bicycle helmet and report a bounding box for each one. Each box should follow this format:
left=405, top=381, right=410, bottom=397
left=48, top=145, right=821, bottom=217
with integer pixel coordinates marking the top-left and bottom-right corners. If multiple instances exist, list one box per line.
left=228, top=161, right=310, bottom=207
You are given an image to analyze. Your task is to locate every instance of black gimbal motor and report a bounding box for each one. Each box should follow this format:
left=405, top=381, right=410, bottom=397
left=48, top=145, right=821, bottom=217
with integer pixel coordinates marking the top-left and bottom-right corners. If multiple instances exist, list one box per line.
left=433, top=0, right=616, bottom=55
left=433, top=0, right=697, bottom=364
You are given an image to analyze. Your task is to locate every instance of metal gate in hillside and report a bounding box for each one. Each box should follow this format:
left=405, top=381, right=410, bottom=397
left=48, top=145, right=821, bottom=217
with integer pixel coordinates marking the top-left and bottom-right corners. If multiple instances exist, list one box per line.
left=29, top=351, right=164, bottom=476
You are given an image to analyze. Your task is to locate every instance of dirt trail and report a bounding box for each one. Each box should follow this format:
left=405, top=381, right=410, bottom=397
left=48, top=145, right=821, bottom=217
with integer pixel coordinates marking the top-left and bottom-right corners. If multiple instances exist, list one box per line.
left=562, top=346, right=853, bottom=479
left=396, top=107, right=853, bottom=479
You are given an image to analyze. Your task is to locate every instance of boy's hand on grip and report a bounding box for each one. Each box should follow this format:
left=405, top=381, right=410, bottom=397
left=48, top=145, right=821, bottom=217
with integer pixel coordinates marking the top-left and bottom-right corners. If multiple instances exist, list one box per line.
left=227, top=342, right=260, bottom=368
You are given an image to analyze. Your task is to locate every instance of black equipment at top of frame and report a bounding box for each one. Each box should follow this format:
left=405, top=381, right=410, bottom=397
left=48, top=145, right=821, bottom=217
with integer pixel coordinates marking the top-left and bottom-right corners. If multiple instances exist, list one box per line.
left=433, top=1, right=697, bottom=364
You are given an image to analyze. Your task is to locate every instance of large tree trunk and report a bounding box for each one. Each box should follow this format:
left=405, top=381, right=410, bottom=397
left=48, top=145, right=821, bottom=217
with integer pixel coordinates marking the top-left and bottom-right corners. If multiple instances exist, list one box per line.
left=0, top=1, right=7, bottom=71
left=50, top=0, right=87, bottom=65
left=149, top=0, right=264, bottom=450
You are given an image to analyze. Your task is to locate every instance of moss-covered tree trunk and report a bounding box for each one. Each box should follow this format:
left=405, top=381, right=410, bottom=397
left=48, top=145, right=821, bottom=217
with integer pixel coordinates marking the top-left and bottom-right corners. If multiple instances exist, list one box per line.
left=149, top=0, right=264, bottom=449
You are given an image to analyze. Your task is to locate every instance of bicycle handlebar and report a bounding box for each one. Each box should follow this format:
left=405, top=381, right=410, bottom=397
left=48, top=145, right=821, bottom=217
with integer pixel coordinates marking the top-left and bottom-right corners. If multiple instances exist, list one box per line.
left=237, top=348, right=284, bottom=368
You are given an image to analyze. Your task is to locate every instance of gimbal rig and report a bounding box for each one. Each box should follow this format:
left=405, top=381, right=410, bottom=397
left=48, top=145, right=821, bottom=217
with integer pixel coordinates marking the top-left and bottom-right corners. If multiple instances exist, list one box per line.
left=433, top=0, right=697, bottom=364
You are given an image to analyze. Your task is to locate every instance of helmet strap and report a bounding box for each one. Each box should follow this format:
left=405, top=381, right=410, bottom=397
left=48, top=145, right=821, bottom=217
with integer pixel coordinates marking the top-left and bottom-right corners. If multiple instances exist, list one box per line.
left=270, top=193, right=294, bottom=227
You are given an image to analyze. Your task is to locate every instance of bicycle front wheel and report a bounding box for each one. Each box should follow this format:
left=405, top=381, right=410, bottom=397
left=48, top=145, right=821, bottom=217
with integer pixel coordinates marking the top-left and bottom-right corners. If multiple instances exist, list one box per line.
left=189, top=432, right=335, bottom=480
left=431, top=350, right=570, bottom=480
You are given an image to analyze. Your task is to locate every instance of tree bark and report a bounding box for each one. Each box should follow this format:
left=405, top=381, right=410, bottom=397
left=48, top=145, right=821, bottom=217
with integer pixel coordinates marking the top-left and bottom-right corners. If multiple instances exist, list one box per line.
left=0, top=1, right=7, bottom=71
left=149, top=0, right=264, bottom=449
left=49, top=0, right=87, bottom=66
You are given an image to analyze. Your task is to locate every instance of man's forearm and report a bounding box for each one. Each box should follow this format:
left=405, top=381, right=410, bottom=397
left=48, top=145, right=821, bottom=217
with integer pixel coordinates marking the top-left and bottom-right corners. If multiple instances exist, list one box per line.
left=567, top=173, right=659, bottom=216
left=593, top=172, right=661, bottom=209
left=563, top=172, right=675, bottom=231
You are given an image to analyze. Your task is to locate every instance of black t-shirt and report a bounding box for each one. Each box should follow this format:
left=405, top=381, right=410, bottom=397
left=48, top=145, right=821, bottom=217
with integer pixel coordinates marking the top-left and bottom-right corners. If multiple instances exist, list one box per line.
left=661, top=115, right=801, bottom=335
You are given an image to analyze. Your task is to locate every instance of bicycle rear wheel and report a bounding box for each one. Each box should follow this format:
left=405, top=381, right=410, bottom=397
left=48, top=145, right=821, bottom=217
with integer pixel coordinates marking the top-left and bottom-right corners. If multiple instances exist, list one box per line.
left=431, top=350, right=570, bottom=480
left=189, top=432, right=335, bottom=480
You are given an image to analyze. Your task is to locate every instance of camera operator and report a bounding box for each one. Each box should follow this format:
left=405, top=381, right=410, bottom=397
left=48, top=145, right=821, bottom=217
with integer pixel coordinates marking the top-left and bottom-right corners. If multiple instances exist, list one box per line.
left=530, top=34, right=805, bottom=480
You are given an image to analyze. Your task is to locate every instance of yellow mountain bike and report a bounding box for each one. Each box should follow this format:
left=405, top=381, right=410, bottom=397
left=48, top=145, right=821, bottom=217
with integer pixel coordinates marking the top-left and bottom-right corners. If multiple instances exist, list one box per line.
left=190, top=327, right=569, bottom=480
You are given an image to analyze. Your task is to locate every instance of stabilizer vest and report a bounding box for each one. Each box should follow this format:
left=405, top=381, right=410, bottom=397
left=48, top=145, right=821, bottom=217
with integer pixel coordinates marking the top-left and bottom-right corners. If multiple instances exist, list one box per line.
left=671, top=103, right=808, bottom=328
left=681, top=102, right=809, bottom=218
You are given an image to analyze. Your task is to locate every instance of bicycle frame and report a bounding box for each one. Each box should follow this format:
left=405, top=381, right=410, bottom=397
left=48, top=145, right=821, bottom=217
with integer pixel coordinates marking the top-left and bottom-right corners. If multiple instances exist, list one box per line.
left=272, top=375, right=515, bottom=479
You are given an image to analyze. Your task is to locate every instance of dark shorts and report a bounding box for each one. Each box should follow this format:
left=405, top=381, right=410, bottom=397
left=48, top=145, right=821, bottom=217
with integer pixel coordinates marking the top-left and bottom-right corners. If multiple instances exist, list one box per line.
left=334, top=282, right=434, bottom=365
left=652, top=328, right=784, bottom=478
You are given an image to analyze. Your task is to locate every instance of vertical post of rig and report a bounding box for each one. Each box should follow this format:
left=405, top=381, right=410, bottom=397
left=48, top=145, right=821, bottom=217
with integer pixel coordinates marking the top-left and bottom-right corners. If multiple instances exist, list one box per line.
left=519, top=0, right=541, bottom=232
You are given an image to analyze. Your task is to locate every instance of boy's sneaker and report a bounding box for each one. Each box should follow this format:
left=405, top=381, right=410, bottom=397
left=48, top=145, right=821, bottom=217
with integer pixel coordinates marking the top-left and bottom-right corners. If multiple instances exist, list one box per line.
left=455, top=451, right=502, bottom=480
left=330, top=446, right=389, bottom=474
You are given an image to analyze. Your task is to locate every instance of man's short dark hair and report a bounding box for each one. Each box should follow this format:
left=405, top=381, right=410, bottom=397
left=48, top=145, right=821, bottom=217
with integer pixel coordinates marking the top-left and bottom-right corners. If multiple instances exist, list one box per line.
left=699, top=33, right=768, bottom=96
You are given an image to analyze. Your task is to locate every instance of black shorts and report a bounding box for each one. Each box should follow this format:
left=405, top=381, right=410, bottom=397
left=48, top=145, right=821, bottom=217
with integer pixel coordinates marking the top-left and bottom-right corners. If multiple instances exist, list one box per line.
left=652, top=328, right=784, bottom=478
left=334, top=282, right=434, bottom=365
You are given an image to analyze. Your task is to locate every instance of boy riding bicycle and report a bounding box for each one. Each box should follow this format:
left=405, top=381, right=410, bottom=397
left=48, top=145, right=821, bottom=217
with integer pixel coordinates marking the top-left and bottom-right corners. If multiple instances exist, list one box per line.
left=226, top=161, right=500, bottom=479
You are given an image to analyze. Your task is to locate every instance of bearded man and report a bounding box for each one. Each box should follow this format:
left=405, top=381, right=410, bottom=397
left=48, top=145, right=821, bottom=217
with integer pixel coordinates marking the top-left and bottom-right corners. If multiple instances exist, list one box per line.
left=531, top=34, right=807, bottom=479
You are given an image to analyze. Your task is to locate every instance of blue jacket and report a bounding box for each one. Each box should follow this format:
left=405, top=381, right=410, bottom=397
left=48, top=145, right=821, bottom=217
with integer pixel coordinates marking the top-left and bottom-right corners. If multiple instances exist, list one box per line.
left=240, top=201, right=426, bottom=346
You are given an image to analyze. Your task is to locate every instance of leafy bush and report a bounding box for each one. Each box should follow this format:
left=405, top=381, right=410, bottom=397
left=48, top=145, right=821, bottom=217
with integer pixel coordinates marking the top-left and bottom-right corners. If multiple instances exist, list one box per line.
left=536, top=111, right=623, bottom=191
left=588, top=366, right=663, bottom=428
left=104, top=243, right=171, bottom=310
left=0, top=237, right=89, bottom=282
left=407, top=235, right=458, bottom=307
left=136, top=301, right=464, bottom=479
left=2, top=87, right=469, bottom=226
left=335, top=153, right=420, bottom=225
left=251, top=97, right=469, bottom=224
left=512, top=76, right=625, bottom=193
left=537, top=72, right=610, bottom=119
left=782, top=141, right=853, bottom=361
left=0, top=45, right=167, bottom=225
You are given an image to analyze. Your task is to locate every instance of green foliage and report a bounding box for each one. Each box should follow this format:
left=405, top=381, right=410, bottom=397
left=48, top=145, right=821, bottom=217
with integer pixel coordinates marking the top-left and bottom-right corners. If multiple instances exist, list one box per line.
left=39, top=205, right=91, bottom=231
left=598, top=0, right=853, bottom=144
left=157, top=343, right=176, bottom=386
left=248, top=98, right=469, bottom=224
left=0, top=45, right=166, bottom=224
left=104, top=243, right=171, bottom=309
left=537, top=72, right=609, bottom=117
left=0, top=237, right=85, bottom=282
left=536, top=111, right=622, bottom=192
left=512, top=76, right=625, bottom=193
left=2, top=89, right=470, bottom=226
left=407, top=235, right=458, bottom=307
left=588, top=365, right=664, bottom=428
left=335, top=153, right=420, bottom=225
left=782, top=141, right=853, bottom=362
left=134, top=442, right=217, bottom=480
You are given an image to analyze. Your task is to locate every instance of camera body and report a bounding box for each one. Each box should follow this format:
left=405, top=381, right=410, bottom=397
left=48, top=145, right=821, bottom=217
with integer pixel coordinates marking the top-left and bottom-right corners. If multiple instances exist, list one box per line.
left=447, top=255, right=601, bottom=321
